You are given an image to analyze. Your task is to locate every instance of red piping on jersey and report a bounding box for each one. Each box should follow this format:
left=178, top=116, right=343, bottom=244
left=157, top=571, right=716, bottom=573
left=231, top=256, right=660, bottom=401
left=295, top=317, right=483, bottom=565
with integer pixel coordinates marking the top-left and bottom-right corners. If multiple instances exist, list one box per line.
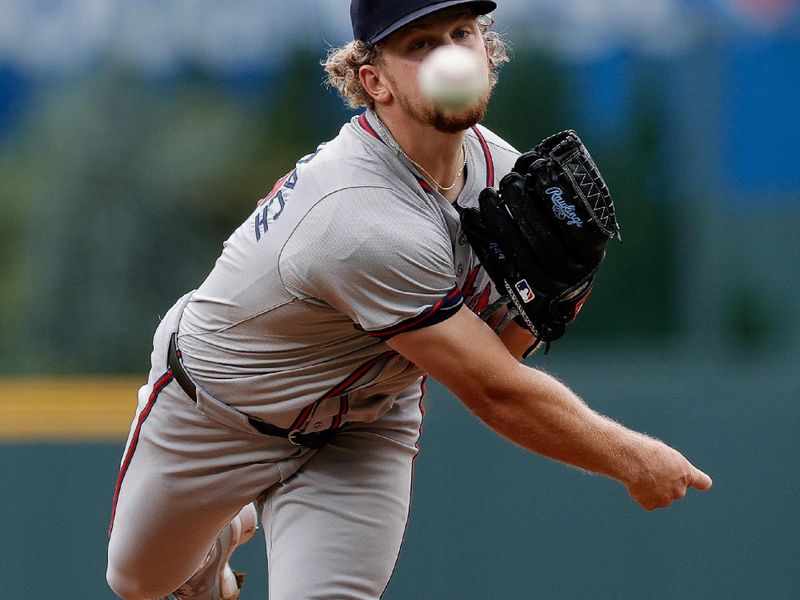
left=461, top=265, right=481, bottom=298
left=361, top=115, right=493, bottom=188
left=415, top=176, right=434, bottom=194
left=460, top=265, right=492, bottom=315
left=467, top=283, right=492, bottom=315
left=330, top=394, right=350, bottom=430
left=358, top=112, right=383, bottom=143
left=359, top=112, right=437, bottom=196
left=291, top=290, right=460, bottom=432
left=289, top=350, right=396, bottom=431
left=108, top=370, right=174, bottom=537
left=472, top=125, right=495, bottom=187
left=288, top=402, right=317, bottom=432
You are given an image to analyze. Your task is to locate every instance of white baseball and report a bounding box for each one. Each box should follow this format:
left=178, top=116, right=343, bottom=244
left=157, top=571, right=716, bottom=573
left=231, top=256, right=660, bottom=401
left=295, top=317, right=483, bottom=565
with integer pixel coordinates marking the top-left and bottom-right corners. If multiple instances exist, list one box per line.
left=418, top=45, right=487, bottom=111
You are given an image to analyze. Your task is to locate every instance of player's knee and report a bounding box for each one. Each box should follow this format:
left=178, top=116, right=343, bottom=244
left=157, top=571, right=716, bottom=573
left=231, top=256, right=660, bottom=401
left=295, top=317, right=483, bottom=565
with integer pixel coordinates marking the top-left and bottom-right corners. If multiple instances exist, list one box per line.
left=106, top=562, right=174, bottom=600
left=106, top=564, right=140, bottom=599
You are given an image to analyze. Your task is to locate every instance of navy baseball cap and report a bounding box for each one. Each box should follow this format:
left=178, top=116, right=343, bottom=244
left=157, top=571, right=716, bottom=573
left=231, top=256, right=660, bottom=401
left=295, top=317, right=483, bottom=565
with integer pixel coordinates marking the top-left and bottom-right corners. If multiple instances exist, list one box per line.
left=351, top=0, right=497, bottom=44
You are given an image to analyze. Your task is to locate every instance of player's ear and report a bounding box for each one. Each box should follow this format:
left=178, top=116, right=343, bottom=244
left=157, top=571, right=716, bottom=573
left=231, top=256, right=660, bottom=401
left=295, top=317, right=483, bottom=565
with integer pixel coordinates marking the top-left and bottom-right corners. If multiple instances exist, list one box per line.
left=359, top=65, right=392, bottom=104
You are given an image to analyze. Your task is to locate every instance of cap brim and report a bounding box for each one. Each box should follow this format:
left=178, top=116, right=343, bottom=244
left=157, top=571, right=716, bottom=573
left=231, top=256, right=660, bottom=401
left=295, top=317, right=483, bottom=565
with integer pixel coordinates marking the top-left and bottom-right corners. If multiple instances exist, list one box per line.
left=370, top=1, right=497, bottom=43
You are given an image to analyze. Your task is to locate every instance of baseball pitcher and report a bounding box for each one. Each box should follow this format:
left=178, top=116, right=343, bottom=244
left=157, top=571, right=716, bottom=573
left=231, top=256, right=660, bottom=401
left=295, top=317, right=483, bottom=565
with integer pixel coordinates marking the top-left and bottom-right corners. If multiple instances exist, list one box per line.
left=106, top=2, right=712, bottom=599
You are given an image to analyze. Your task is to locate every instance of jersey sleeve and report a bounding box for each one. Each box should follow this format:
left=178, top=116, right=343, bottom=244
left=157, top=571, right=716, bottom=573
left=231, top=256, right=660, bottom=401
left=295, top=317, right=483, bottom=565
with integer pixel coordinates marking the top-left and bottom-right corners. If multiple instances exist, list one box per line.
left=279, top=188, right=463, bottom=339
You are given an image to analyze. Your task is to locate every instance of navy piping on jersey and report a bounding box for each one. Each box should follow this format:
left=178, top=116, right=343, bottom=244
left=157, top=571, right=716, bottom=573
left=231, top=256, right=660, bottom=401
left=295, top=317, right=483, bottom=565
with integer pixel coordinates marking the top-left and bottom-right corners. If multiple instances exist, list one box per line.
left=359, top=112, right=384, bottom=143
left=358, top=112, right=436, bottom=197
left=358, top=286, right=463, bottom=340
left=359, top=114, right=496, bottom=190
left=108, top=370, right=175, bottom=536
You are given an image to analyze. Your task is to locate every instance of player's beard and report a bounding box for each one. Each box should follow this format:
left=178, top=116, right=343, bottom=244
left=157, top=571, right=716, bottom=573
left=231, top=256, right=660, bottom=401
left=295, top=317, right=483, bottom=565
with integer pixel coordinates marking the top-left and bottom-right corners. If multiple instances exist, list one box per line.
left=393, top=76, right=492, bottom=134
left=429, top=88, right=491, bottom=133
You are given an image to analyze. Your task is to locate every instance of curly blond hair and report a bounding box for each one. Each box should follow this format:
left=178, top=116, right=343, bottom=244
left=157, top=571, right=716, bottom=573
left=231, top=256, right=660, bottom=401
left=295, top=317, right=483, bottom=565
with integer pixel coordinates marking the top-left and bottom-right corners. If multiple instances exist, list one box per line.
left=324, top=15, right=510, bottom=109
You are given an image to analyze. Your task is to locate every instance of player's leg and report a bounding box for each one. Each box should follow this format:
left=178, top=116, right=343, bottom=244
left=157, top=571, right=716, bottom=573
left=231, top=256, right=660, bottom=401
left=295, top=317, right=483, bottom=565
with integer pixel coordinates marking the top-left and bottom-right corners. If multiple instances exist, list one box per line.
left=106, top=379, right=301, bottom=599
left=107, top=294, right=287, bottom=599
left=263, top=380, right=425, bottom=600
left=169, top=501, right=259, bottom=600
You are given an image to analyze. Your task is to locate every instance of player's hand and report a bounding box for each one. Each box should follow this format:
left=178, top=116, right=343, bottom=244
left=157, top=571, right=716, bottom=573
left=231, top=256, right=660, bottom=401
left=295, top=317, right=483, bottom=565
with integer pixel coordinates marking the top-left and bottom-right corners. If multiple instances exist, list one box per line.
left=625, top=441, right=713, bottom=511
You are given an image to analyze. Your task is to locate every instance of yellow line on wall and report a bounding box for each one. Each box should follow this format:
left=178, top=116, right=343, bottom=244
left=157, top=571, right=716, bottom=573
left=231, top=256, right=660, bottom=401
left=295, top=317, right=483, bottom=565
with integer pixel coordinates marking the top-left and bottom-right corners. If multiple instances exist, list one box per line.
left=0, top=377, right=143, bottom=442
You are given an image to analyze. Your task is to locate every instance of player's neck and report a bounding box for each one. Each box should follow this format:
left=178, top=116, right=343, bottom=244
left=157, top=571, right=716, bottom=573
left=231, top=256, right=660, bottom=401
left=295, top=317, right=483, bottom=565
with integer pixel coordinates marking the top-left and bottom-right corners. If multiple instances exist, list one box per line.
left=375, top=108, right=467, bottom=200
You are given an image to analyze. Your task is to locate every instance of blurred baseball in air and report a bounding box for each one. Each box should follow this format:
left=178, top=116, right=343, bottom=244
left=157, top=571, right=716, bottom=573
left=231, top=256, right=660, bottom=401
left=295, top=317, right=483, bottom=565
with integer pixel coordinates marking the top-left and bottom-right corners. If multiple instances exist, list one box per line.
left=418, top=45, right=486, bottom=111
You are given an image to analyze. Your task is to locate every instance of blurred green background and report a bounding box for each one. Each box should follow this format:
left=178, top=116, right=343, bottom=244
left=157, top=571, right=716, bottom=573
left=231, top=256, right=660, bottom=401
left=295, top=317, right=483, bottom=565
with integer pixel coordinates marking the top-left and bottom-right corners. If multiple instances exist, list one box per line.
left=0, top=0, right=798, bottom=598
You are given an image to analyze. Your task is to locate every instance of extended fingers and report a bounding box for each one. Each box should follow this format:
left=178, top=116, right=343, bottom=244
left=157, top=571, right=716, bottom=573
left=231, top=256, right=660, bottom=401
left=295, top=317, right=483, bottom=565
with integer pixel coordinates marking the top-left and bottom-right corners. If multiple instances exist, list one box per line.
left=690, top=468, right=713, bottom=491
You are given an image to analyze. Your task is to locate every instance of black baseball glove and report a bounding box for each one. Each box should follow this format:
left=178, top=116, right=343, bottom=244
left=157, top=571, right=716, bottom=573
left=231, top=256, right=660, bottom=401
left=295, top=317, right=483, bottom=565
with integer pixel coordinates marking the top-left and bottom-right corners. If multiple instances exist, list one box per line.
left=460, top=130, right=621, bottom=355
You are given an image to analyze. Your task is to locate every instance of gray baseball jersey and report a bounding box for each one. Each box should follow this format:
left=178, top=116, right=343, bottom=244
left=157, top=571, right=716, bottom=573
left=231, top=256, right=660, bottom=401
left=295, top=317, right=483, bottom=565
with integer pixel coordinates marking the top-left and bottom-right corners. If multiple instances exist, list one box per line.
left=107, top=109, right=520, bottom=599
left=177, top=108, right=518, bottom=432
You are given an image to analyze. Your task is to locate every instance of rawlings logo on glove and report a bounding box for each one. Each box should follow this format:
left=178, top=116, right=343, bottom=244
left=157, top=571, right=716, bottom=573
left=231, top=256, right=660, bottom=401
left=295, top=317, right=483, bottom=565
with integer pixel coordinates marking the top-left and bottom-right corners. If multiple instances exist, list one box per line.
left=460, top=130, right=621, bottom=355
left=547, top=187, right=583, bottom=227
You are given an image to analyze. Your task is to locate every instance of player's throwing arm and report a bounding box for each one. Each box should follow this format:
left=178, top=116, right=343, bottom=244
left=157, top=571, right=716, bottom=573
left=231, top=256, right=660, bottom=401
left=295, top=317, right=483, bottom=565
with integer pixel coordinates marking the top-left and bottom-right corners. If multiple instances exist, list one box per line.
left=389, top=305, right=712, bottom=511
left=389, top=130, right=712, bottom=511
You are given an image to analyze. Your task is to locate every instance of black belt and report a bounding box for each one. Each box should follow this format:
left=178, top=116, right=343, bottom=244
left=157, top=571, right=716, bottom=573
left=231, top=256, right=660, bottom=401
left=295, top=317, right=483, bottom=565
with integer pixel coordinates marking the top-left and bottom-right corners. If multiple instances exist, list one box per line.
left=167, top=333, right=336, bottom=449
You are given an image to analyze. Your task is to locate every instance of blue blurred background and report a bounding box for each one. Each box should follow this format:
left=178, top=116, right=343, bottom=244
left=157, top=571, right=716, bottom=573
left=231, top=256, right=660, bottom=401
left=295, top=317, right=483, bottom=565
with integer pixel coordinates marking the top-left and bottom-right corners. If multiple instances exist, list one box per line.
left=0, top=0, right=798, bottom=598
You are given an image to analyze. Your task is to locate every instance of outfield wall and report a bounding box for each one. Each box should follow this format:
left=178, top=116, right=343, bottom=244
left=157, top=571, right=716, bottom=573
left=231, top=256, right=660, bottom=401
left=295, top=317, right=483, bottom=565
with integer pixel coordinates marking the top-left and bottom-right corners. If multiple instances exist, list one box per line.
left=2, top=353, right=797, bottom=599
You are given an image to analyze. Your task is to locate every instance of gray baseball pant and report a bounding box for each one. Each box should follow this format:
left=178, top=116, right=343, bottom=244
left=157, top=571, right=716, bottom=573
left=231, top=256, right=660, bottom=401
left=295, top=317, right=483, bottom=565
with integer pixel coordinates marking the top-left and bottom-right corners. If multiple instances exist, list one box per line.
left=106, top=300, right=424, bottom=599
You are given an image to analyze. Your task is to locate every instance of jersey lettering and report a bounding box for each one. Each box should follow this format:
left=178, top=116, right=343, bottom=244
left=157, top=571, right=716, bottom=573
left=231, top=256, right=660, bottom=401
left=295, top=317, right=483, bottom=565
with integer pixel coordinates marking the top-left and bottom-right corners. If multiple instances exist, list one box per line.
left=259, top=172, right=292, bottom=208
left=284, top=169, right=298, bottom=190
left=254, top=145, right=326, bottom=242
left=255, top=190, right=288, bottom=241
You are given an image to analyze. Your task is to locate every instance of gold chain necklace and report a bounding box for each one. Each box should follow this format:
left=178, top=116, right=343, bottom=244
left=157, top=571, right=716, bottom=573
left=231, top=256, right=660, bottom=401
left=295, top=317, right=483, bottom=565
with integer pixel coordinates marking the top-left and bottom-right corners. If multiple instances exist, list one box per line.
left=374, top=115, right=467, bottom=192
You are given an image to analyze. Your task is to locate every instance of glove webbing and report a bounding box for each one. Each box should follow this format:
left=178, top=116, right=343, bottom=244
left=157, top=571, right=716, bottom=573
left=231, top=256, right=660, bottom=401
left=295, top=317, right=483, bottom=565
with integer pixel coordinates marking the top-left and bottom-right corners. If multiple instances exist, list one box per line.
left=556, top=142, right=620, bottom=240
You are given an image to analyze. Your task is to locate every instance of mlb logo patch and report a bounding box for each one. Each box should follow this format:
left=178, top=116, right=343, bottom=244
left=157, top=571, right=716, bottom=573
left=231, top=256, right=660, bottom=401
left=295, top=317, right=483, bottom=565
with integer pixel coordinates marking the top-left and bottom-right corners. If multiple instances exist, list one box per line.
left=515, top=279, right=536, bottom=303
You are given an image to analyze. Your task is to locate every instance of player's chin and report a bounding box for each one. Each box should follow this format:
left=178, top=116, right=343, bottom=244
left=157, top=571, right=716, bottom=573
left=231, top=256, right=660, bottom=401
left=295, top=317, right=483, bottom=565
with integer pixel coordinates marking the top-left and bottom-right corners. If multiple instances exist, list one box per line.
left=430, top=92, right=491, bottom=134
